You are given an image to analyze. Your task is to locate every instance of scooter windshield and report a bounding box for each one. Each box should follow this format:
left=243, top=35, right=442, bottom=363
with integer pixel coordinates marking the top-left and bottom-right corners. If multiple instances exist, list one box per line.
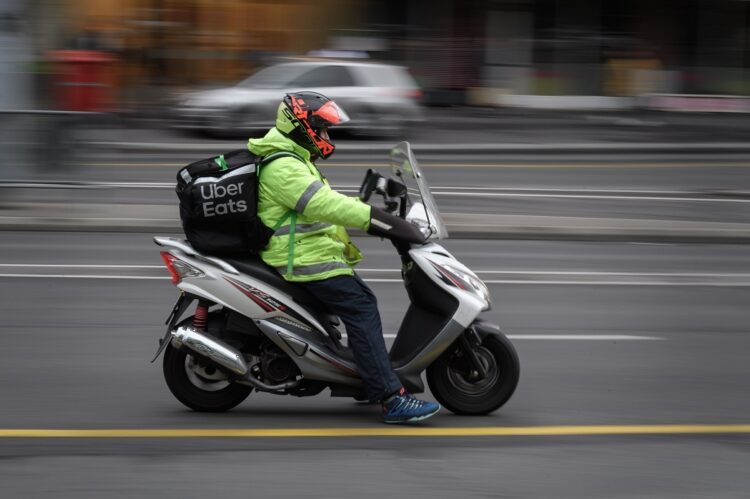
left=389, top=142, right=449, bottom=240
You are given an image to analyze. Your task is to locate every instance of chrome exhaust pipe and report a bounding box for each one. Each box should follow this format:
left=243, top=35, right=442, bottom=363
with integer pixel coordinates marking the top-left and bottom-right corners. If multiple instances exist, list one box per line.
left=171, top=326, right=248, bottom=376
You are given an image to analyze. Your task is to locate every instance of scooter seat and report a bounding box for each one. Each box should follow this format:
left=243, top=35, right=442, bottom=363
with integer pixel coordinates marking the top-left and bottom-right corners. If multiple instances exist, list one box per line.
left=221, top=255, right=325, bottom=309
left=219, top=255, right=345, bottom=349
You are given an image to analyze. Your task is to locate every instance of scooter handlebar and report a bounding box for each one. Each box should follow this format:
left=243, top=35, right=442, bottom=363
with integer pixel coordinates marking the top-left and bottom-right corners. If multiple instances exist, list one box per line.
left=367, top=206, right=425, bottom=244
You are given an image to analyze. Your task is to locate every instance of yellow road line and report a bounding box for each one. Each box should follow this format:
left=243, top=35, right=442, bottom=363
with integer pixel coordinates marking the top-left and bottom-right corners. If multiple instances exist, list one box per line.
left=86, top=162, right=750, bottom=170
left=2, top=425, right=750, bottom=438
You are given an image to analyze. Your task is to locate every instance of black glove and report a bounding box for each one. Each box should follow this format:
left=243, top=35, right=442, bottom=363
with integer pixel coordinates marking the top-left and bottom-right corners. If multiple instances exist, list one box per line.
left=367, top=206, right=425, bottom=244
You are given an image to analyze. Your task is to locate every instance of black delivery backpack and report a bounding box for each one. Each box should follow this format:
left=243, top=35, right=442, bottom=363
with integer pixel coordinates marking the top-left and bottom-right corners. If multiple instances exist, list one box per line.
left=176, top=149, right=299, bottom=255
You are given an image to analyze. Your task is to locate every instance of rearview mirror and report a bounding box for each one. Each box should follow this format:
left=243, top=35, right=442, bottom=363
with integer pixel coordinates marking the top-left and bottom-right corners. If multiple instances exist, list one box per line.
left=358, top=169, right=386, bottom=202
left=386, top=178, right=407, bottom=198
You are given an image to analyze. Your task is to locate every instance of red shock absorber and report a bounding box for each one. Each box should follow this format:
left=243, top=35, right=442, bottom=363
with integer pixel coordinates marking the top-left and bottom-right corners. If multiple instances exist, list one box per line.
left=193, top=302, right=209, bottom=330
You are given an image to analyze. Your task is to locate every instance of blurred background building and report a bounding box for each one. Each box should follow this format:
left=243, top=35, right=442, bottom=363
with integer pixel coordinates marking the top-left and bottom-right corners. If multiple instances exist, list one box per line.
left=2, top=0, right=749, bottom=111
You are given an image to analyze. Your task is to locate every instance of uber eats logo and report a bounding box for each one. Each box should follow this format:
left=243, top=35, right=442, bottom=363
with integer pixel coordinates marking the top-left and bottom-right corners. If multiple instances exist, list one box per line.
left=199, top=182, right=247, bottom=216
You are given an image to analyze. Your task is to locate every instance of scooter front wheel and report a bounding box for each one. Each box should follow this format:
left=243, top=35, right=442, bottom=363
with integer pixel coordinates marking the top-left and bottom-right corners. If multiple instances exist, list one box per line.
left=163, top=343, right=252, bottom=412
left=426, top=333, right=519, bottom=415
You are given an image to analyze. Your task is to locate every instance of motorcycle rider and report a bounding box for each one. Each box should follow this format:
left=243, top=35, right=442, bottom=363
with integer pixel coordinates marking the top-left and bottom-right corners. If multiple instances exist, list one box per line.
left=247, top=91, right=440, bottom=423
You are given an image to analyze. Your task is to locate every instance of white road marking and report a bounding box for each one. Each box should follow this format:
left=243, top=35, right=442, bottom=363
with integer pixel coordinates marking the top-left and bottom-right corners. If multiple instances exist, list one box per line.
left=5, top=264, right=749, bottom=277
left=0, top=264, right=162, bottom=268
left=1, top=265, right=749, bottom=286
left=505, top=334, right=664, bottom=341
left=1, top=275, right=748, bottom=286
left=361, top=268, right=750, bottom=277
left=341, top=188, right=750, bottom=203
left=380, top=334, right=663, bottom=341
left=429, top=192, right=750, bottom=203
left=349, top=188, right=749, bottom=204
left=0, top=274, right=167, bottom=279
left=366, top=279, right=750, bottom=286
left=0, top=216, right=177, bottom=222
left=13, top=180, right=748, bottom=204
left=491, top=272, right=750, bottom=280
left=344, top=185, right=747, bottom=194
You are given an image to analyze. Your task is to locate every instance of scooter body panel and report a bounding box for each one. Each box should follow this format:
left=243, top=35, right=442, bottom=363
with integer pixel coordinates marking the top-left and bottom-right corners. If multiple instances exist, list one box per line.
left=156, top=236, right=495, bottom=393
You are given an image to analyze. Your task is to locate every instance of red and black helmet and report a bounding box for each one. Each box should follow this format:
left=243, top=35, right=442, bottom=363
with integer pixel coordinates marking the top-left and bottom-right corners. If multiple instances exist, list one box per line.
left=276, top=91, right=350, bottom=159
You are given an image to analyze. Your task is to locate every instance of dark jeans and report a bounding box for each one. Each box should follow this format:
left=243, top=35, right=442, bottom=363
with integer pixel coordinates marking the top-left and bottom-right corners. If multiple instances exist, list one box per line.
left=298, top=274, right=403, bottom=402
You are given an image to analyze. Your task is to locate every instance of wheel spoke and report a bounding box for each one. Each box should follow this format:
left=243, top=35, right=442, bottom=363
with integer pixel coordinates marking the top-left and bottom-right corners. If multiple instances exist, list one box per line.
left=446, top=347, right=500, bottom=396
left=184, top=355, right=230, bottom=392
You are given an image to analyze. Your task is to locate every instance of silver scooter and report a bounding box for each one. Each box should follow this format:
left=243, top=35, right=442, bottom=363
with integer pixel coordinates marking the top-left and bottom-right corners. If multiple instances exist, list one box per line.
left=152, top=142, right=519, bottom=414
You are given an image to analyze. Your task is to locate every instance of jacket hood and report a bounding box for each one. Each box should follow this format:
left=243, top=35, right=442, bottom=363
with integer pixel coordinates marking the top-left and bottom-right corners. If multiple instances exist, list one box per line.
left=247, top=127, right=311, bottom=162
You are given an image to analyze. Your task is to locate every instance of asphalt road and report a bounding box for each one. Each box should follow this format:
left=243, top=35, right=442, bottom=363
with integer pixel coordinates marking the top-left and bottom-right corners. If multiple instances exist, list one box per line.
left=1, top=232, right=749, bottom=498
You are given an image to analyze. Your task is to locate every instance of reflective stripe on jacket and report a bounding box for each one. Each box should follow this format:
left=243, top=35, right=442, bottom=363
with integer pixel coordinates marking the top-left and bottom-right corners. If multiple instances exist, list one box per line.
left=248, top=127, right=371, bottom=282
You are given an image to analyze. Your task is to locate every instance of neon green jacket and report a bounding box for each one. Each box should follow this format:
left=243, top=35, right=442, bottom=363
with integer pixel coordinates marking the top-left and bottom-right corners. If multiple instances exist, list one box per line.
left=248, top=127, right=371, bottom=282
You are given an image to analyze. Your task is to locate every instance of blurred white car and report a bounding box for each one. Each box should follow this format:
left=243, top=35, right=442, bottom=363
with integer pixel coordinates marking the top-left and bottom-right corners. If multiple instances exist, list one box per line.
left=174, top=60, right=424, bottom=136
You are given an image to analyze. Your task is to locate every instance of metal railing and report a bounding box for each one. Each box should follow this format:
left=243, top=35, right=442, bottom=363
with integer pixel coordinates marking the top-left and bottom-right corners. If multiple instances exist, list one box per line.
left=0, top=110, right=115, bottom=203
left=0, top=110, right=109, bottom=179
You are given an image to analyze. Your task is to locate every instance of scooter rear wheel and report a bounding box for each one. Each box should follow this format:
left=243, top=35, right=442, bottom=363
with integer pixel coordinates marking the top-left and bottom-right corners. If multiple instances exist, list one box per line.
left=426, top=334, right=519, bottom=415
left=163, top=343, right=252, bottom=412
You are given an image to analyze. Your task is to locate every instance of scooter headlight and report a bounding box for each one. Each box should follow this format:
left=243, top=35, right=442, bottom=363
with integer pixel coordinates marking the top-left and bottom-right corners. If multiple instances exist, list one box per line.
left=431, top=262, right=491, bottom=309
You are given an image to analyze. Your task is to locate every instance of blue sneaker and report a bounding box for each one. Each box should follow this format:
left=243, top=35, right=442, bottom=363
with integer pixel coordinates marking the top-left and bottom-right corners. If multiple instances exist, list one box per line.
left=382, top=388, right=440, bottom=424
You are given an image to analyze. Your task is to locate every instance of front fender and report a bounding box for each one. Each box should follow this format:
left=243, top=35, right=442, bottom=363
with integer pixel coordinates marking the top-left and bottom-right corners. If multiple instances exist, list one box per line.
left=471, top=320, right=508, bottom=341
left=471, top=320, right=520, bottom=379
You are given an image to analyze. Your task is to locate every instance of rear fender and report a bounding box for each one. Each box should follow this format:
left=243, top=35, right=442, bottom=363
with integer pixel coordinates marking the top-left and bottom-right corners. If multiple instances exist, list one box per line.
left=151, top=293, right=195, bottom=363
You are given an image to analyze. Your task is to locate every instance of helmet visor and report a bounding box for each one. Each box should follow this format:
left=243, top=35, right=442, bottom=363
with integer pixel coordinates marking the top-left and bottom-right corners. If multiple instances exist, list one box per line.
left=312, top=100, right=350, bottom=127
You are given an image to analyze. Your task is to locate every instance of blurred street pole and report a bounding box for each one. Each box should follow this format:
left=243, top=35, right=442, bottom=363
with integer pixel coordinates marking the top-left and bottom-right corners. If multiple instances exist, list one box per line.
left=0, top=0, right=33, bottom=110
